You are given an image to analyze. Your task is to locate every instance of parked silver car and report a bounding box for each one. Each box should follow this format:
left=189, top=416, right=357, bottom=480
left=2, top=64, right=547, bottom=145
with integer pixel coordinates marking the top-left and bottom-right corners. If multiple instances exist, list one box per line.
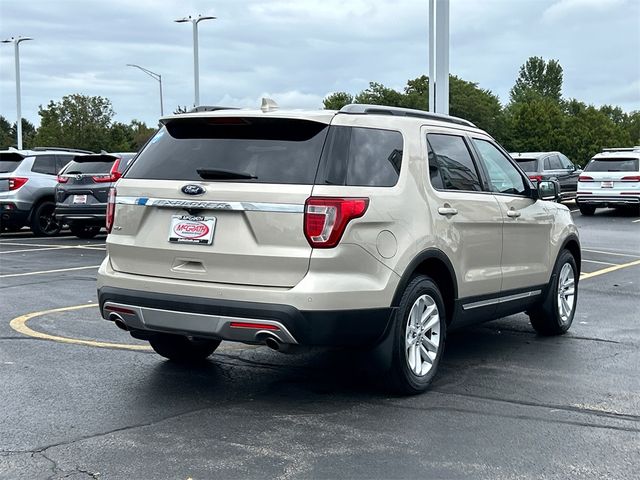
left=0, top=147, right=91, bottom=235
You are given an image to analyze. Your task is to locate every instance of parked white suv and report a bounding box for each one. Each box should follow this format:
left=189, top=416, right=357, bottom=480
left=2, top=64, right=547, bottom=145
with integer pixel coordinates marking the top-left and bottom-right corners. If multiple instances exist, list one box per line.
left=97, top=104, right=581, bottom=394
left=576, top=147, right=640, bottom=215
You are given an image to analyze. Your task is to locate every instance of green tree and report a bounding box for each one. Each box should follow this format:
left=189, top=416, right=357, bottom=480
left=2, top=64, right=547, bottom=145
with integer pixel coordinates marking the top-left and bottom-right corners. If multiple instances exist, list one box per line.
left=0, top=115, right=13, bottom=148
left=623, top=111, right=640, bottom=145
left=503, top=97, right=566, bottom=154
left=323, top=92, right=354, bottom=110
left=34, top=94, right=115, bottom=152
left=109, top=122, right=134, bottom=152
left=129, top=119, right=156, bottom=151
left=9, top=119, right=37, bottom=149
left=510, top=56, right=563, bottom=103
left=354, top=82, right=405, bottom=106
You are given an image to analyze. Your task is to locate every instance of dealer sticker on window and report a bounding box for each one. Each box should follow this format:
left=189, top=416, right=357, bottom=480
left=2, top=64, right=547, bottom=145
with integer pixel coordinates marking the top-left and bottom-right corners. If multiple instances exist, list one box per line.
left=168, top=215, right=216, bottom=244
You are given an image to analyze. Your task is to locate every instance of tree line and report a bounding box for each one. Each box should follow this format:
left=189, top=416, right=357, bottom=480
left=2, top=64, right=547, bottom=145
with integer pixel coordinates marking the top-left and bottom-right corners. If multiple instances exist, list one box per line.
left=0, top=94, right=156, bottom=153
left=1, top=57, right=638, bottom=164
left=324, top=57, right=639, bottom=166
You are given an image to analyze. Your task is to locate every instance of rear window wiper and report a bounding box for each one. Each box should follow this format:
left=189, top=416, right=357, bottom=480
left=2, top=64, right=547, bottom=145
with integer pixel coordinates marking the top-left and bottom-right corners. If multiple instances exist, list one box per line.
left=196, top=168, right=257, bottom=180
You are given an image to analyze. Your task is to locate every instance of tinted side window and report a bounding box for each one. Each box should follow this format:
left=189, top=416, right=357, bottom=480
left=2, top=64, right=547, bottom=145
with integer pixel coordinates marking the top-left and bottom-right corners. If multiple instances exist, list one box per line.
left=544, top=155, right=562, bottom=170
left=347, top=128, right=402, bottom=187
left=559, top=154, right=573, bottom=169
left=472, top=139, right=527, bottom=196
left=320, top=126, right=403, bottom=187
left=31, top=155, right=57, bottom=175
left=427, top=134, right=483, bottom=191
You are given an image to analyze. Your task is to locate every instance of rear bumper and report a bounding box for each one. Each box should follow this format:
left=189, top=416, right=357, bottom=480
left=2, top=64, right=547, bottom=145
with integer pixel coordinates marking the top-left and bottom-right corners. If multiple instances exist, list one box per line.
left=576, top=195, right=640, bottom=207
left=0, top=203, right=30, bottom=227
left=98, top=286, right=394, bottom=347
left=55, top=205, right=106, bottom=224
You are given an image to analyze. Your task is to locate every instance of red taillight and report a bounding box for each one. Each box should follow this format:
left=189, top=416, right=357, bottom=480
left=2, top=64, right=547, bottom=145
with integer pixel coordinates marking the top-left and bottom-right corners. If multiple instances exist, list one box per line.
left=579, top=175, right=594, bottom=182
left=106, top=187, right=116, bottom=233
left=57, top=175, right=69, bottom=183
left=528, top=175, right=543, bottom=183
left=93, top=158, right=123, bottom=183
left=621, top=175, right=640, bottom=182
left=8, top=177, right=28, bottom=191
left=229, top=322, right=279, bottom=331
left=304, top=197, right=369, bottom=248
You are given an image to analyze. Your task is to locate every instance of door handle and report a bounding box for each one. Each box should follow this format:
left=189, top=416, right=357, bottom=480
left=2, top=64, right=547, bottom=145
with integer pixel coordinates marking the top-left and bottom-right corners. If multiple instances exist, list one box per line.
left=438, top=206, right=458, bottom=216
left=506, top=209, right=521, bottom=218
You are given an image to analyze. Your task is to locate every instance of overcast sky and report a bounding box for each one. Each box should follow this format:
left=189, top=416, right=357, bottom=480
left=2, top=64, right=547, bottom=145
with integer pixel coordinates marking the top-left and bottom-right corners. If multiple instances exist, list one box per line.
left=1, top=0, right=638, bottom=127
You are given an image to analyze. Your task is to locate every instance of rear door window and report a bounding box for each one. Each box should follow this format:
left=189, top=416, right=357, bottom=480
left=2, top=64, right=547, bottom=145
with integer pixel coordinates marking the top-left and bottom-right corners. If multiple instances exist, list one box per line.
left=544, top=155, right=563, bottom=170
left=125, top=118, right=329, bottom=184
left=320, top=126, right=403, bottom=187
left=584, top=158, right=639, bottom=172
left=31, top=155, right=57, bottom=175
left=427, top=133, right=483, bottom=191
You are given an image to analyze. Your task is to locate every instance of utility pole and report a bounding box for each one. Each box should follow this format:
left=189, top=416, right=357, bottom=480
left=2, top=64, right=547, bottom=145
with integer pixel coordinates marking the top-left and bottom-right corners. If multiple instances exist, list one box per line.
left=428, top=0, right=449, bottom=114
left=175, top=15, right=216, bottom=107
left=127, top=64, right=164, bottom=116
left=2, top=36, right=33, bottom=149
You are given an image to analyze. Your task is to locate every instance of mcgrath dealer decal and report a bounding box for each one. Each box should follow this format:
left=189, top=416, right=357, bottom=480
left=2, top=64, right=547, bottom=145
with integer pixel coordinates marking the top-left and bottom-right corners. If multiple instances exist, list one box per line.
left=173, top=221, right=209, bottom=239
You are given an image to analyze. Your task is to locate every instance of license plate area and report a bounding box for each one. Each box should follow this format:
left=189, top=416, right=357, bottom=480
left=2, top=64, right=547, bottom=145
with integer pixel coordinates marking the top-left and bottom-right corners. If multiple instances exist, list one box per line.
left=601, top=181, right=613, bottom=188
left=73, top=195, right=88, bottom=204
left=168, top=215, right=216, bottom=245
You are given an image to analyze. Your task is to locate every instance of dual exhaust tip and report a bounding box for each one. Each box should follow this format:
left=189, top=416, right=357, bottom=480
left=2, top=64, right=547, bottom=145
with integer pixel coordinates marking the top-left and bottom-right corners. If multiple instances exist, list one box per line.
left=108, top=311, right=291, bottom=352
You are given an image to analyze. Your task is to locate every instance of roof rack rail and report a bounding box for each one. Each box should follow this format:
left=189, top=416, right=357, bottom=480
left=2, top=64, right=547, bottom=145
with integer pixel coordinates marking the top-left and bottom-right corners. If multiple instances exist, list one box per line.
left=602, top=147, right=640, bottom=152
left=188, top=105, right=240, bottom=113
left=31, top=146, right=94, bottom=154
left=338, top=104, right=476, bottom=128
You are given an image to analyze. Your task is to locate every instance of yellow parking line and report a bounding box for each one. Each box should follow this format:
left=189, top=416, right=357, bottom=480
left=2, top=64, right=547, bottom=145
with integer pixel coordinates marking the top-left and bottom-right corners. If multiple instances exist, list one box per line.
left=0, top=265, right=101, bottom=278
left=580, top=259, right=640, bottom=280
left=9, top=304, right=152, bottom=351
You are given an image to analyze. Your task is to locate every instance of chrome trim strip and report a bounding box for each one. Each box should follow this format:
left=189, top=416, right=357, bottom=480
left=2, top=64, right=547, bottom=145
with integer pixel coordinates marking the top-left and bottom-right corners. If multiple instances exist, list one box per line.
left=462, top=290, right=542, bottom=311
left=103, top=301, right=299, bottom=344
left=115, top=196, right=304, bottom=213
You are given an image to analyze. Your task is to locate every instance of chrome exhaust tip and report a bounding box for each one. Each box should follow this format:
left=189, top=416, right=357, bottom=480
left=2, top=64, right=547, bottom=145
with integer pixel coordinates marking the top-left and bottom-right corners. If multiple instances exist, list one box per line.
left=109, top=313, right=129, bottom=331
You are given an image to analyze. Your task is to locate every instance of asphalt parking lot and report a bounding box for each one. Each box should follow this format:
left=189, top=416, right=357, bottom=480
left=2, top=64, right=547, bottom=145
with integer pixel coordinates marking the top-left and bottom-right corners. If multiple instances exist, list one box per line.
left=1, top=207, right=639, bottom=480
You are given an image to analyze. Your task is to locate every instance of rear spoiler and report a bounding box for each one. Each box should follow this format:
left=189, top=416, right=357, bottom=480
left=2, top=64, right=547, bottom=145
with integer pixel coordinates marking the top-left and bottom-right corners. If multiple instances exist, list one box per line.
left=0, top=152, right=26, bottom=162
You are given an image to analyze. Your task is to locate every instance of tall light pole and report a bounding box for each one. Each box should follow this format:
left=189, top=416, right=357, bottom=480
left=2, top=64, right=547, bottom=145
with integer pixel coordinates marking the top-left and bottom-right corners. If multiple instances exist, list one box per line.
left=2, top=36, right=32, bottom=149
left=127, top=64, right=164, bottom=116
left=428, top=0, right=449, bottom=114
left=175, top=14, right=215, bottom=107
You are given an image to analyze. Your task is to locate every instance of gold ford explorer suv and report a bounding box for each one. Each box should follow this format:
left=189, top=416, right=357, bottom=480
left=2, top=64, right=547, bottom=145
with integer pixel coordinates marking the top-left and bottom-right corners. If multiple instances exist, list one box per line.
left=97, top=104, right=581, bottom=394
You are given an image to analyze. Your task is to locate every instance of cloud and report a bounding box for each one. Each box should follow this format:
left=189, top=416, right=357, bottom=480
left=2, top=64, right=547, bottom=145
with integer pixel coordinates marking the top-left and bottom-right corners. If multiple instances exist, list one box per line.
left=543, top=0, right=626, bottom=23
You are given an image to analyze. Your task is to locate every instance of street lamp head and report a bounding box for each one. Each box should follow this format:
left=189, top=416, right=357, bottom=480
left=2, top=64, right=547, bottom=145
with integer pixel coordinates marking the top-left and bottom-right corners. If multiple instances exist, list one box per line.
left=2, top=36, right=33, bottom=44
left=174, top=17, right=191, bottom=23
left=197, top=15, right=216, bottom=22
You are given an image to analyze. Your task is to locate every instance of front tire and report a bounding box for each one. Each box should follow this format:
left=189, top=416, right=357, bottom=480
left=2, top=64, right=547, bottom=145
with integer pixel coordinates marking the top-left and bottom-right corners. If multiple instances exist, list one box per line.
left=149, top=333, right=221, bottom=363
left=528, top=250, right=578, bottom=336
left=386, top=275, right=446, bottom=394
left=579, top=205, right=596, bottom=216
left=30, top=201, right=62, bottom=237
left=69, top=222, right=101, bottom=239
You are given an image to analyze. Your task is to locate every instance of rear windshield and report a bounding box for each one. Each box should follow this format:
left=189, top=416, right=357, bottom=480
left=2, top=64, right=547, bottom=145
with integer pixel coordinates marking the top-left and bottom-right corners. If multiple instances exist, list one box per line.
left=0, top=153, right=24, bottom=173
left=584, top=158, right=639, bottom=172
left=63, top=158, right=116, bottom=174
left=514, top=158, right=538, bottom=172
left=125, top=118, right=329, bottom=184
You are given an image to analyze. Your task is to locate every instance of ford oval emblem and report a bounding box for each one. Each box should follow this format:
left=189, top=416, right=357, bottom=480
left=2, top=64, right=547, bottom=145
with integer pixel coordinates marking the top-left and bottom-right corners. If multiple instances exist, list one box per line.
left=181, top=184, right=205, bottom=196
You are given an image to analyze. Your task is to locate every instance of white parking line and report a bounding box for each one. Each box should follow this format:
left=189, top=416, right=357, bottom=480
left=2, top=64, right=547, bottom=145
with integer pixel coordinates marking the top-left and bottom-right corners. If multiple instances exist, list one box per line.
left=582, top=259, right=618, bottom=266
left=0, top=265, right=101, bottom=278
left=632, top=218, right=640, bottom=223
left=0, top=246, right=75, bottom=254
left=582, top=248, right=640, bottom=258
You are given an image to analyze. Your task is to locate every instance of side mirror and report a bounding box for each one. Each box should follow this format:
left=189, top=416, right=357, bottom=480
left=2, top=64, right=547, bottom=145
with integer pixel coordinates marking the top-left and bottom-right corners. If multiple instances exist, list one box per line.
left=537, top=180, right=559, bottom=201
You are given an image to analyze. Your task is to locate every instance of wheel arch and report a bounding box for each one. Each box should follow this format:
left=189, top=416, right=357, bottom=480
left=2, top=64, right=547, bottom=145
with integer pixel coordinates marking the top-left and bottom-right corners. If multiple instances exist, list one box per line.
left=560, top=234, right=581, bottom=277
left=392, top=248, right=458, bottom=325
left=27, top=194, right=56, bottom=221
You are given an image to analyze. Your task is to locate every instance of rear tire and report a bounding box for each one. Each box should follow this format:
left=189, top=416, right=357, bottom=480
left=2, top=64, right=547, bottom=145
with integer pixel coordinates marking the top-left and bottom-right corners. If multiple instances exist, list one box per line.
left=149, top=333, right=220, bottom=363
left=69, top=223, right=101, bottom=239
left=579, top=205, right=596, bottom=216
left=528, top=250, right=578, bottom=336
left=30, top=200, right=62, bottom=237
left=385, top=275, right=446, bottom=395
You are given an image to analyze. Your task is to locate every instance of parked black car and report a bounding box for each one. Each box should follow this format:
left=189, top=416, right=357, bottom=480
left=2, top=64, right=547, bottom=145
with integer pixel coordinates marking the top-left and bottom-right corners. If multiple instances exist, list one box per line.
left=510, top=151, right=581, bottom=201
left=55, top=153, right=135, bottom=238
